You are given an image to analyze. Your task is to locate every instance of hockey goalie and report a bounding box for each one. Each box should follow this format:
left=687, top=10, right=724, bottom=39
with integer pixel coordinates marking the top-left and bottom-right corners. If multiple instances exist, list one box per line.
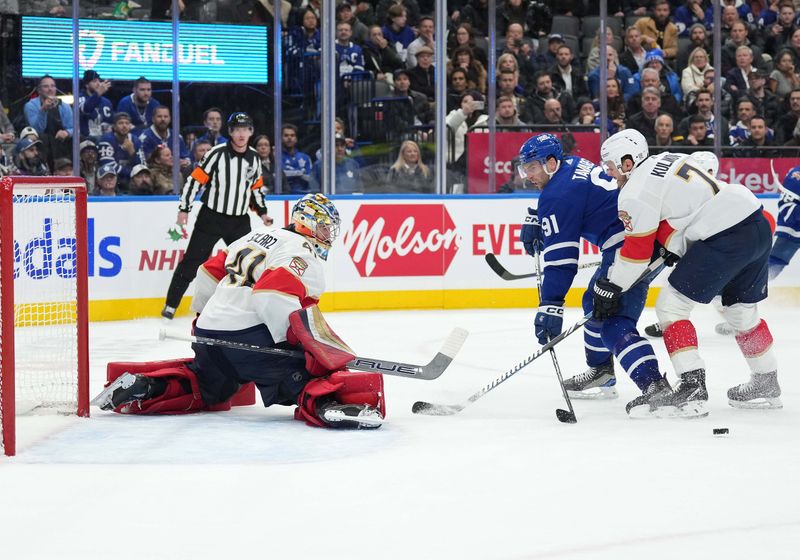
left=92, top=193, right=385, bottom=429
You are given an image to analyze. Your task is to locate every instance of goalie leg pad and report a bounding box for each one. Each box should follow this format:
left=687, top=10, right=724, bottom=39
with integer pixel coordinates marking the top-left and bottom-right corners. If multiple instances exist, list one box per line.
left=294, top=371, right=386, bottom=428
left=105, top=360, right=213, bottom=415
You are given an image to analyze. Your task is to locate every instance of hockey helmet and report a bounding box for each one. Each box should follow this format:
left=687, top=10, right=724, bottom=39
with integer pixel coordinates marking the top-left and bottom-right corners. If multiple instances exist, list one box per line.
left=782, top=165, right=800, bottom=199
left=689, top=151, right=719, bottom=177
left=291, top=193, right=341, bottom=260
left=600, top=129, right=649, bottom=177
left=517, top=133, right=563, bottom=178
left=227, top=112, right=254, bottom=130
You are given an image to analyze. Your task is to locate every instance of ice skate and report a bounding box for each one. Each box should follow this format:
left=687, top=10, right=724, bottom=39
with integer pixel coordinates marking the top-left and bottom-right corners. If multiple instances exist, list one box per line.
left=90, top=373, right=162, bottom=411
left=318, top=402, right=384, bottom=429
left=161, top=305, right=176, bottom=320
left=671, top=369, right=709, bottom=418
left=714, top=322, right=735, bottom=336
left=626, top=377, right=676, bottom=418
left=728, top=372, right=782, bottom=409
left=644, top=323, right=663, bottom=337
left=563, top=360, right=618, bottom=399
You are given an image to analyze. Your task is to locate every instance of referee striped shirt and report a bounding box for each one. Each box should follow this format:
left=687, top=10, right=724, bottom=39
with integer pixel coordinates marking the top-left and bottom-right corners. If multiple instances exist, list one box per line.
left=179, top=143, right=267, bottom=216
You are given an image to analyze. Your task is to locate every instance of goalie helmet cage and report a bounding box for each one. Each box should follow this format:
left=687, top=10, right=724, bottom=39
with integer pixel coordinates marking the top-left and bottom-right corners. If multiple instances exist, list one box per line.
left=0, top=176, right=90, bottom=456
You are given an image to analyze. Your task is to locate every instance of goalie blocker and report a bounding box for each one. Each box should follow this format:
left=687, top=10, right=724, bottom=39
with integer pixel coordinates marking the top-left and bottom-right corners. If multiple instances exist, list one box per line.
left=93, top=306, right=385, bottom=429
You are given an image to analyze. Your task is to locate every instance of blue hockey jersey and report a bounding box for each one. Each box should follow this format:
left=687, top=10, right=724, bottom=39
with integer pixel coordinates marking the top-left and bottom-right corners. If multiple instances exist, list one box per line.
left=537, top=156, right=626, bottom=303
left=777, top=167, right=800, bottom=242
left=79, top=90, right=114, bottom=138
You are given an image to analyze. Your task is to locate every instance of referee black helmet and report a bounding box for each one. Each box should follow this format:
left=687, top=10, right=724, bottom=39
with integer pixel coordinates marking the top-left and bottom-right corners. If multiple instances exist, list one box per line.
left=227, top=112, right=254, bottom=130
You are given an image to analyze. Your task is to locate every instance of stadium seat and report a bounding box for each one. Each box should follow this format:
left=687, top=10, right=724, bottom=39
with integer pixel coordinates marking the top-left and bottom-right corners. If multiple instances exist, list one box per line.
left=551, top=15, right=581, bottom=38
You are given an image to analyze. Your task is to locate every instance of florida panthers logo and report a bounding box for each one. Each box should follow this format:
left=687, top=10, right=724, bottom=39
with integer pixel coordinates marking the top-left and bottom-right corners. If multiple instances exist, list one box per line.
left=618, top=210, right=633, bottom=232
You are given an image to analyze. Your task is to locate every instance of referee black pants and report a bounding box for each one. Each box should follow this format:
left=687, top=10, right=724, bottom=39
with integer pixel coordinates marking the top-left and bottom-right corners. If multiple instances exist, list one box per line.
left=165, top=206, right=251, bottom=309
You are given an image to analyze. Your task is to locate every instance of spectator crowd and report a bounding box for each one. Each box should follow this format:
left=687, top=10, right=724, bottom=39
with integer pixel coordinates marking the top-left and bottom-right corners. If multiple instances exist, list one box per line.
left=3, top=0, right=800, bottom=193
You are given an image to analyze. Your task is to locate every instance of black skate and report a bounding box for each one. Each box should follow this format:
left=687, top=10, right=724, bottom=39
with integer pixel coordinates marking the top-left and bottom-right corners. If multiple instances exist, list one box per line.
left=671, top=369, right=709, bottom=418
left=626, top=377, right=676, bottom=418
left=90, top=373, right=163, bottom=411
left=728, top=372, right=782, bottom=409
left=644, top=323, right=663, bottom=337
left=563, top=360, right=618, bottom=399
left=161, top=305, right=176, bottom=320
left=318, top=401, right=384, bottom=429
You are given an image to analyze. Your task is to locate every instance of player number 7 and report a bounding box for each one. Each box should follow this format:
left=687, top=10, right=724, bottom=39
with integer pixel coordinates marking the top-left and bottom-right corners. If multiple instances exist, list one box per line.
left=675, top=162, right=720, bottom=195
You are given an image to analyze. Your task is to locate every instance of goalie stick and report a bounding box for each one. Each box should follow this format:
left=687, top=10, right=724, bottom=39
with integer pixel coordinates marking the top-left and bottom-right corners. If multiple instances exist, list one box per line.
left=412, top=257, right=665, bottom=416
left=159, top=327, right=468, bottom=381
left=485, top=253, right=600, bottom=281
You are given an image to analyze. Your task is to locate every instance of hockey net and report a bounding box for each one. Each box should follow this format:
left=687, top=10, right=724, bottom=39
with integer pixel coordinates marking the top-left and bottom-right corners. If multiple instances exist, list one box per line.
left=0, top=176, right=89, bottom=456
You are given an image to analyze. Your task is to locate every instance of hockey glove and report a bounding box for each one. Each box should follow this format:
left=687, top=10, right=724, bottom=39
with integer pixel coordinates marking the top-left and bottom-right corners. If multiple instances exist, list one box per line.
left=592, top=278, right=623, bottom=320
left=520, top=207, right=543, bottom=256
left=535, top=302, right=564, bottom=345
left=653, top=242, right=680, bottom=266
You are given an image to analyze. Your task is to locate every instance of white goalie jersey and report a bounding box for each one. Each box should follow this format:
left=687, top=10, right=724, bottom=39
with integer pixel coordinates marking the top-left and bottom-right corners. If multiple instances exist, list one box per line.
left=609, top=151, right=762, bottom=291
left=191, top=227, right=327, bottom=342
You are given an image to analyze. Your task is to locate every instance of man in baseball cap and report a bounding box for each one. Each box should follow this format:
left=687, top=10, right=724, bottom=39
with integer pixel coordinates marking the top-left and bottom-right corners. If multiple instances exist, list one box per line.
left=80, top=69, right=113, bottom=138
left=95, top=162, right=118, bottom=195
left=14, top=137, right=49, bottom=176
left=129, top=163, right=155, bottom=195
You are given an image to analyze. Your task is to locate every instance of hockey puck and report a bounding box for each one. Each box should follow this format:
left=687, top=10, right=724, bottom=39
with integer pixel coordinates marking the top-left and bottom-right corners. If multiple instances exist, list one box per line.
left=713, top=428, right=730, bottom=436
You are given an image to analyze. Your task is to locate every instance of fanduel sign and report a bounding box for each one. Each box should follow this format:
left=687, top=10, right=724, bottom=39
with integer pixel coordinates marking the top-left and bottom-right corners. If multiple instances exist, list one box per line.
left=22, top=16, right=268, bottom=84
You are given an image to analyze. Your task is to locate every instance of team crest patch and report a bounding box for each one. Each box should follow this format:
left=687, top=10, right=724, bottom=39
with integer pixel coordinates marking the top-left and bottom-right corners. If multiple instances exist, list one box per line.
left=792, top=170, right=800, bottom=181
left=618, top=210, right=633, bottom=231
left=289, top=257, right=309, bottom=276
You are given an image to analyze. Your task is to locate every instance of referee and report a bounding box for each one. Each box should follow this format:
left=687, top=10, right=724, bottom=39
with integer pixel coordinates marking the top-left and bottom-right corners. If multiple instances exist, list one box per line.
left=161, top=112, right=272, bottom=319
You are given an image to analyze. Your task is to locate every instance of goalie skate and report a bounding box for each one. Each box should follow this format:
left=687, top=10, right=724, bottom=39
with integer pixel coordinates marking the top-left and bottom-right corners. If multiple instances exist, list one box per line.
left=319, top=403, right=384, bottom=429
left=728, top=372, right=782, bottom=409
left=563, top=360, right=618, bottom=399
left=90, top=373, right=158, bottom=411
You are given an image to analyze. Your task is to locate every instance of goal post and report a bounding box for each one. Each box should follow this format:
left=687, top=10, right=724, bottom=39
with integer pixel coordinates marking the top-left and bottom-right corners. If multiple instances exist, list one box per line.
left=0, top=176, right=90, bottom=457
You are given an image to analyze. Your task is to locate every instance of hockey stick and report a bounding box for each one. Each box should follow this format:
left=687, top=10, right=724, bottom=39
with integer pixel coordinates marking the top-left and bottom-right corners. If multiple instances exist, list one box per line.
left=485, top=253, right=600, bottom=281
left=412, top=257, right=665, bottom=416
left=533, top=249, right=576, bottom=424
left=159, top=327, right=469, bottom=381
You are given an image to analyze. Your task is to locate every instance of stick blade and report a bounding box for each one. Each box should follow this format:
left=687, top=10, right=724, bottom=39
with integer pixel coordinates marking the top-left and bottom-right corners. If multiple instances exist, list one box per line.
left=556, top=409, right=577, bottom=424
left=411, top=401, right=464, bottom=416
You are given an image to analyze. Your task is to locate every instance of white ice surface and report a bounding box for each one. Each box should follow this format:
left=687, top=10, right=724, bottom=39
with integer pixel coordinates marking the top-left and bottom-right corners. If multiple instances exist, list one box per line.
left=2, top=304, right=799, bottom=560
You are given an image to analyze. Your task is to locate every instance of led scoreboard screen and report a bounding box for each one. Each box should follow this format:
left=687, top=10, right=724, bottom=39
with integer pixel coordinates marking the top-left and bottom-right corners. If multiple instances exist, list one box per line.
left=22, top=16, right=268, bottom=84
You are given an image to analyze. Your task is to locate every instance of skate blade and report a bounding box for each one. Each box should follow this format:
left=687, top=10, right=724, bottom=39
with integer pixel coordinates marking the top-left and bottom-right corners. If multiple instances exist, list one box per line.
left=627, top=404, right=679, bottom=419
left=567, top=386, right=618, bottom=400
left=323, top=409, right=384, bottom=428
left=676, top=400, right=709, bottom=419
left=728, top=397, right=783, bottom=410
left=89, top=373, right=136, bottom=410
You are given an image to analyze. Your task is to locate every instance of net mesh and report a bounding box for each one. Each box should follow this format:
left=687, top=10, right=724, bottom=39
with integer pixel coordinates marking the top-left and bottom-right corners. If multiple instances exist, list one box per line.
left=1, top=184, right=81, bottom=454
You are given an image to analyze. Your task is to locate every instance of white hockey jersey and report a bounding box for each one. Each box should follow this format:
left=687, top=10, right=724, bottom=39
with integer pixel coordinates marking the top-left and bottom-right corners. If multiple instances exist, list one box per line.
left=609, top=151, right=761, bottom=291
left=192, top=227, right=327, bottom=342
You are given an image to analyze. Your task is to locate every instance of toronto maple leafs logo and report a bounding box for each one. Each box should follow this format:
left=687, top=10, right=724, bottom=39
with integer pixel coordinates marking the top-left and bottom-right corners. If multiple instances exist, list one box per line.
left=167, top=223, right=188, bottom=242
left=618, top=210, right=633, bottom=232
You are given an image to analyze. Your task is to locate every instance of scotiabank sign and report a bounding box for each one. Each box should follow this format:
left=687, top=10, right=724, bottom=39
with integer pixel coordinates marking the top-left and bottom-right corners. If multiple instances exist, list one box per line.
left=718, top=158, right=797, bottom=194
left=467, top=131, right=601, bottom=193
left=344, top=204, right=459, bottom=277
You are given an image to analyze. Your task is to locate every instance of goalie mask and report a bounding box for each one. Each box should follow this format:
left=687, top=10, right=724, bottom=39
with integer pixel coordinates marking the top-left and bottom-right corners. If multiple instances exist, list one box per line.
left=292, top=193, right=341, bottom=260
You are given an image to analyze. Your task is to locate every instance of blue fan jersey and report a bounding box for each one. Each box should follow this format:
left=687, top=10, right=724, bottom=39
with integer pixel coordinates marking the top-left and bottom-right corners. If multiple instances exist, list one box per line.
left=537, top=156, right=625, bottom=303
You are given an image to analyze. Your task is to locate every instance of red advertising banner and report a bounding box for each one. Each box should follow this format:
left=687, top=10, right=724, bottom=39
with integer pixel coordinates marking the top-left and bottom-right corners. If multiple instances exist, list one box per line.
left=467, top=131, right=799, bottom=194
left=466, top=131, right=601, bottom=193
left=717, top=157, right=799, bottom=194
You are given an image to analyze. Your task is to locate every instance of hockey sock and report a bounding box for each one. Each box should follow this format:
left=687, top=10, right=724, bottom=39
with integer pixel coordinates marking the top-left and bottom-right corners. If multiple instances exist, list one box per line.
left=584, top=319, right=613, bottom=367
left=663, top=320, right=705, bottom=374
left=603, top=317, right=661, bottom=391
left=735, top=319, right=777, bottom=374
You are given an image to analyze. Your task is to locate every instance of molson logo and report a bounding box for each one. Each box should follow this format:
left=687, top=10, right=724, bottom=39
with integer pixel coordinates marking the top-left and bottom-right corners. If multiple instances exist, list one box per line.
left=344, top=204, right=460, bottom=277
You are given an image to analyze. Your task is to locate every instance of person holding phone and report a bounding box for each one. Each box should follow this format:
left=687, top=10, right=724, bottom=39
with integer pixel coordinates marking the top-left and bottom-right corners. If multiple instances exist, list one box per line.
left=445, top=90, right=488, bottom=173
left=23, top=74, right=74, bottom=165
